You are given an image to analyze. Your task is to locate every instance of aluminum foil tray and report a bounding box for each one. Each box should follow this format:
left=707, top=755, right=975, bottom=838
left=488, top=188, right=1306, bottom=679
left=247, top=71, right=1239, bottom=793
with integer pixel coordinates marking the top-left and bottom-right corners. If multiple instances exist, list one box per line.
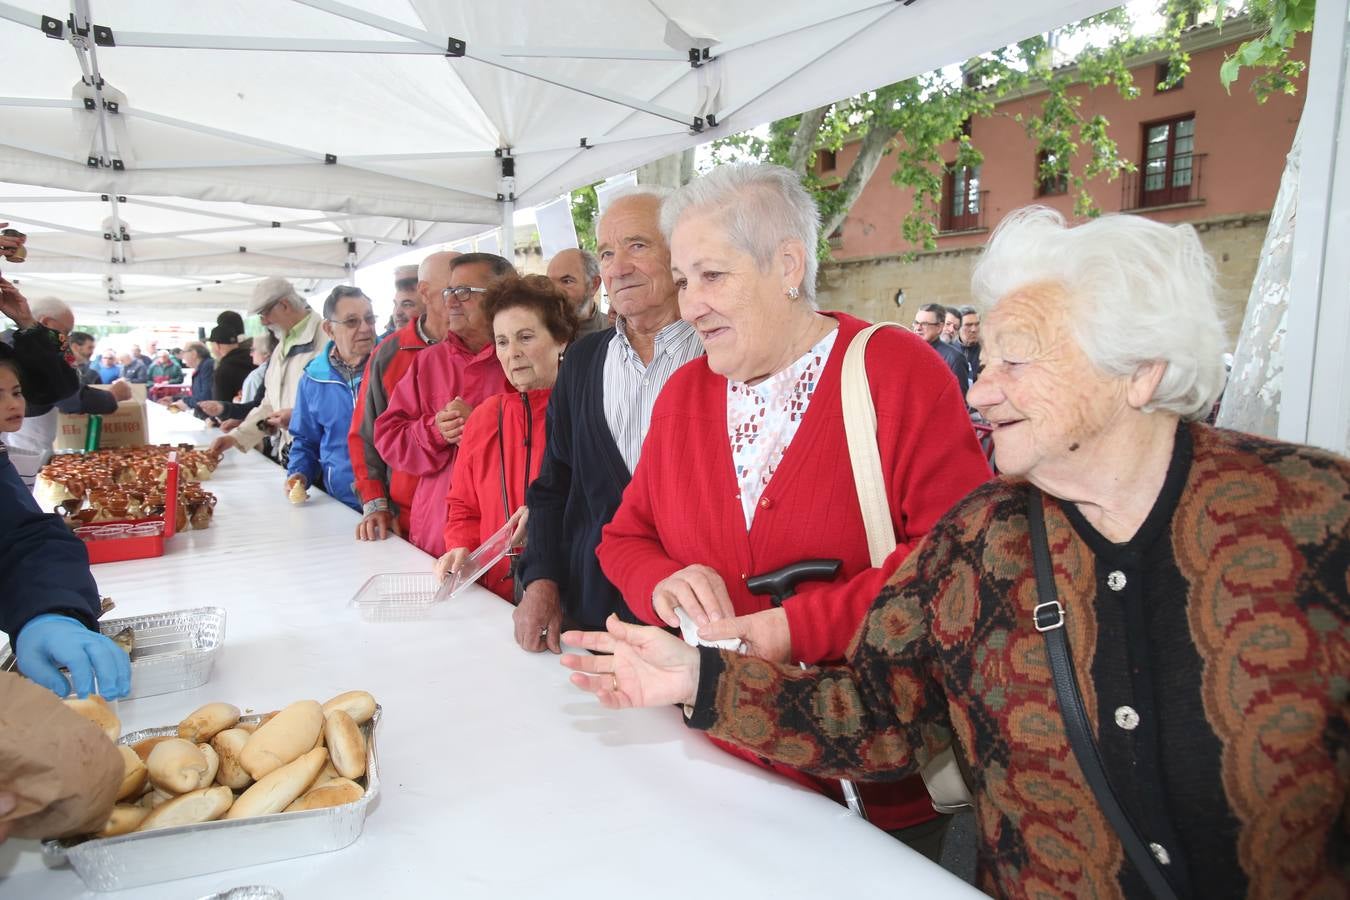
left=0, top=606, right=226, bottom=700
left=42, top=706, right=382, bottom=892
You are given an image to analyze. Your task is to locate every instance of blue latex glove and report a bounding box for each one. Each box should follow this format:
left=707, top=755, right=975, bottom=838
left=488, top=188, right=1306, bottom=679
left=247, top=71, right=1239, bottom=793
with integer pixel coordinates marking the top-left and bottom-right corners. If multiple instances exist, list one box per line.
left=15, top=614, right=131, bottom=699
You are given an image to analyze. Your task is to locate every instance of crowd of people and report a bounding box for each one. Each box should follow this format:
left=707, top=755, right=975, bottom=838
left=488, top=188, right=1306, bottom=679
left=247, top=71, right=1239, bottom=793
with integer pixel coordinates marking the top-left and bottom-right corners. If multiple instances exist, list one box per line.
left=0, top=161, right=1346, bottom=898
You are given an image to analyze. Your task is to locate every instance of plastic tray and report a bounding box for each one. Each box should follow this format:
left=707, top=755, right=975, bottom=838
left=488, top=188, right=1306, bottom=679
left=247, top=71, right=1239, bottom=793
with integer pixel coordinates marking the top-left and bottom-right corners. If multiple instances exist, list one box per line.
left=0, top=607, right=227, bottom=700
left=42, top=706, right=381, bottom=892
left=349, top=572, right=444, bottom=621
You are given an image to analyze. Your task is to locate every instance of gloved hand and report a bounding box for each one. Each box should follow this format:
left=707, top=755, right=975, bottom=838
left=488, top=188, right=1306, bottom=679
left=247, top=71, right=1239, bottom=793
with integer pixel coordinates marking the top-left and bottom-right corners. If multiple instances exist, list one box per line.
left=15, top=614, right=131, bottom=699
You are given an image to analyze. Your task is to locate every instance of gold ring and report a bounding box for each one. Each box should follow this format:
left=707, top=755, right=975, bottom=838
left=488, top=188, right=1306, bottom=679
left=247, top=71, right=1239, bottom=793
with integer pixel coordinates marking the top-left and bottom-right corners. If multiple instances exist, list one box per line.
left=610, top=673, right=619, bottom=692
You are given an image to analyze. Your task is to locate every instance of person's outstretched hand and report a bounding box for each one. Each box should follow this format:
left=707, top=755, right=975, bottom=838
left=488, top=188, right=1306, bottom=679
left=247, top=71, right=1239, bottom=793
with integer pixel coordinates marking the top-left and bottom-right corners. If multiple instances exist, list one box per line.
left=560, top=615, right=700, bottom=710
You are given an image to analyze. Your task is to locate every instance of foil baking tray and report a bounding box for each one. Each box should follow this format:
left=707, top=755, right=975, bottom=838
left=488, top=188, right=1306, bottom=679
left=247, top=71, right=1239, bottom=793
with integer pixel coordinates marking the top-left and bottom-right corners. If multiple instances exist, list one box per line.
left=42, top=706, right=382, bottom=892
left=0, top=606, right=226, bottom=700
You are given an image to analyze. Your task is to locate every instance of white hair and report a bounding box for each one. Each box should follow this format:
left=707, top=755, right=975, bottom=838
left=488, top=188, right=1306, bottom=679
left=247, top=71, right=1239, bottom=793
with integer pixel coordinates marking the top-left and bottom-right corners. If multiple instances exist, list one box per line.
left=28, top=295, right=72, bottom=322
left=659, top=163, right=820, bottom=305
left=970, top=206, right=1226, bottom=420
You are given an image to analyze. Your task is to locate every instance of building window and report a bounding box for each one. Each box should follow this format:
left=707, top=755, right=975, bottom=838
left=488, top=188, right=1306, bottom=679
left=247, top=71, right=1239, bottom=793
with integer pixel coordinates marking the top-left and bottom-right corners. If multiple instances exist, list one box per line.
left=1139, top=115, right=1195, bottom=207
left=1036, top=150, right=1068, bottom=197
left=941, top=164, right=982, bottom=232
left=818, top=149, right=837, bottom=173
left=1155, top=61, right=1184, bottom=93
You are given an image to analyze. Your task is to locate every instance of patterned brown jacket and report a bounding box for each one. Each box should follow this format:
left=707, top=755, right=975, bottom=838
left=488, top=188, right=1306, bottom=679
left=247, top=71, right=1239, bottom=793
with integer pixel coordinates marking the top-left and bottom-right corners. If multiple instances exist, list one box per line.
left=689, top=423, right=1349, bottom=898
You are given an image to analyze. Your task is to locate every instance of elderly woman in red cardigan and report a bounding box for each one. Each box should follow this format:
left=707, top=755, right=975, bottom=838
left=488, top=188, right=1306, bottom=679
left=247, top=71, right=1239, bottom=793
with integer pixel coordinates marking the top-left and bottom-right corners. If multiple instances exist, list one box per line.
left=565, top=206, right=1350, bottom=899
left=433, top=276, right=577, bottom=603
left=594, top=163, right=993, bottom=854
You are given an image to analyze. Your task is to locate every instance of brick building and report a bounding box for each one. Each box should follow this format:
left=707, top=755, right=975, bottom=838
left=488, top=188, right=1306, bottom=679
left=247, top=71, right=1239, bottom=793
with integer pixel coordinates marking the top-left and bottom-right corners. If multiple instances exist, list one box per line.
left=814, top=18, right=1310, bottom=347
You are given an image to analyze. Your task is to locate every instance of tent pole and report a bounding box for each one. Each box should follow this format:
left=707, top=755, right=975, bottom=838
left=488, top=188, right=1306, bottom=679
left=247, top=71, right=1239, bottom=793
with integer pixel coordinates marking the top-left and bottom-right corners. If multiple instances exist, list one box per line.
left=1279, top=0, right=1350, bottom=453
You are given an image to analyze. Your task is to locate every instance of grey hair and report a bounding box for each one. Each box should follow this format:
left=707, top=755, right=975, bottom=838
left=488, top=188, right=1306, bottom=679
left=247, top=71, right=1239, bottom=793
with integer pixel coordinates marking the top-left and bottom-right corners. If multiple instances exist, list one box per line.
left=970, top=206, right=1226, bottom=420
left=659, top=163, right=820, bottom=305
left=577, top=248, right=600, bottom=286
left=183, top=341, right=209, bottom=361
left=29, top=295, right=72, bottom=322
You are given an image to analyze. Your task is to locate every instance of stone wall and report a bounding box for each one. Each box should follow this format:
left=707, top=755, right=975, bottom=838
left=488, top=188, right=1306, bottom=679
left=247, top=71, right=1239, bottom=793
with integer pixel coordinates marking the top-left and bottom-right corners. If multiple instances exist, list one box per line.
left=817, top=212, right=1270, bottom=350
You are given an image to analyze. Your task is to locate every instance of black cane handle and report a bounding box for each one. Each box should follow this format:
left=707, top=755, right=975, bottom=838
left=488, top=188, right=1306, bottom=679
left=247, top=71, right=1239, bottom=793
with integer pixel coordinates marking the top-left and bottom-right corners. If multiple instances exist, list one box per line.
left=745, top=559, right=843, bottom=606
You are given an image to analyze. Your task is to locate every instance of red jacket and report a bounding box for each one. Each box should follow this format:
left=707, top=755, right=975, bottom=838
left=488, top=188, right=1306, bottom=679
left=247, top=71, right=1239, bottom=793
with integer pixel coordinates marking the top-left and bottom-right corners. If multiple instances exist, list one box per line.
left=444, top=388, right=550, bottom=601
left=373, top=333, right=509, bottom=556
left=348, top=319, right=432, bottom=535
left=598, top=312, right=992, bottom=828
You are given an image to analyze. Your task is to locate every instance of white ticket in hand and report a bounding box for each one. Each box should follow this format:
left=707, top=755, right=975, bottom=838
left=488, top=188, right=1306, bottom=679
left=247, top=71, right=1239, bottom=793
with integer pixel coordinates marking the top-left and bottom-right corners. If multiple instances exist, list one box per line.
left=674, top=606, right=744, bottom=653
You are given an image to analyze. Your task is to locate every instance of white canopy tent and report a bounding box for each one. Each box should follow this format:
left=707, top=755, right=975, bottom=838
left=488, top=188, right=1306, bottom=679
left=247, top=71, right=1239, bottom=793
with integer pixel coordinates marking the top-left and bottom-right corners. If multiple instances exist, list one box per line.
left=0, top=0, right=1118, bottom=324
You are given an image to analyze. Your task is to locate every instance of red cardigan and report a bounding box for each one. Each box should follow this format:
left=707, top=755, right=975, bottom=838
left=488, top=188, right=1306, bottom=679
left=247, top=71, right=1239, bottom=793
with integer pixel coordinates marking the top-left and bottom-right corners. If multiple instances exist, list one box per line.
left=597, top=313, right=990, bottom=830
left=599, top=312, right=992, bottom=663
left=444, top=388, right=550, bottom=602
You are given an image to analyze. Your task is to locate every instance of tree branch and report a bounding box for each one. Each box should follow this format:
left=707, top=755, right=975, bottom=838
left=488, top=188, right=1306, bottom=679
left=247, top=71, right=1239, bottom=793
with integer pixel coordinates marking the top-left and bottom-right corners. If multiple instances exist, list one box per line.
left=786, top=106, right=831, bottom=174
left=820, top=124, right=894, bottom=238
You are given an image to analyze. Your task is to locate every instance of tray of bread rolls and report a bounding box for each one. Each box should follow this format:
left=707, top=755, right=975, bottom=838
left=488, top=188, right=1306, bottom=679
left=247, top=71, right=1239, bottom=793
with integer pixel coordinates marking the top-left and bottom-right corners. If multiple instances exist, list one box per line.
left=42, top=692, right=380, bottom=892
left=0, top=607, right=226, bottom=701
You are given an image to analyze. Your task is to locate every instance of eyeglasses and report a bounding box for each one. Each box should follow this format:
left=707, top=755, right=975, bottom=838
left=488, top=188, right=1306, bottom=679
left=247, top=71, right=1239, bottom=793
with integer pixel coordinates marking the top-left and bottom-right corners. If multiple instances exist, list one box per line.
left=912, top=319, right=941, bottom=328
left=328, top=314, right=378, bottom=330
left=442, top=285, right=488, bottom=303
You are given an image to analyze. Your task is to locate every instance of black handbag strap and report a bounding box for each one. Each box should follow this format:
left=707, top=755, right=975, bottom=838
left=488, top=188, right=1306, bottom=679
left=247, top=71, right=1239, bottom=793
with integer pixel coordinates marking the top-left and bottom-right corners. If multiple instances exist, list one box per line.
left=1026, top=488, right=1180, bottom=900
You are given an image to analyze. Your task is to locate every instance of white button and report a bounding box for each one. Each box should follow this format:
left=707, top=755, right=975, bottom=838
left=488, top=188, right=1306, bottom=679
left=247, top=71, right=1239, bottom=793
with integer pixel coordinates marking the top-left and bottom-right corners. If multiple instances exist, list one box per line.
left=1149, top=842, right=1171, bottom=866
left=1114, top=705, right=1140, bottom=730
left=1106, top=570, right=1127, bottom=591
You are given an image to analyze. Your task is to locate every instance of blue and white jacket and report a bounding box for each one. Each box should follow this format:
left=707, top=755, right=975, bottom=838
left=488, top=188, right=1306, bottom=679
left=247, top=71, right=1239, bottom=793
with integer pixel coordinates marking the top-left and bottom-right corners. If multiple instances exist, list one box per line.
left=286, top=342, right=364, bottom=512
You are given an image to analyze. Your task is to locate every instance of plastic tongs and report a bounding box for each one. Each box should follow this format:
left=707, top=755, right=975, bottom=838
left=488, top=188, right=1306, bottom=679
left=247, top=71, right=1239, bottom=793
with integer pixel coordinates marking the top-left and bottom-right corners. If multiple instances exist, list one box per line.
left=745, top=559, right=869, bottom=821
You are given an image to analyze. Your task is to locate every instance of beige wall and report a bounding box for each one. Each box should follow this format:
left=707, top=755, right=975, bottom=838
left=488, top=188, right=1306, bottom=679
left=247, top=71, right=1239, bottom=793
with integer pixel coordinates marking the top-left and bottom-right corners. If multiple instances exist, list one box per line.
left=817, top=212, right=1269, bottom=351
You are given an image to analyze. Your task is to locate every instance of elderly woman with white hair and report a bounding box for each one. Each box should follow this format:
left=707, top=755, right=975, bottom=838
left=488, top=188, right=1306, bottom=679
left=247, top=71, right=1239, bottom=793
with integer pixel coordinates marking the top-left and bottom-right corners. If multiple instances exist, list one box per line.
left=566, top=207, right=1350, bottom=898
left=595, top=163, right=992, bottom=849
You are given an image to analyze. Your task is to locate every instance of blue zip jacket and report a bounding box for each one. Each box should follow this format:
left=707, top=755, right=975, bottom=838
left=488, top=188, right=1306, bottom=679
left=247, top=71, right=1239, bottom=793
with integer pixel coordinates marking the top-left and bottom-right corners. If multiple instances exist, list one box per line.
left=287, top=343, right=364, bottom=512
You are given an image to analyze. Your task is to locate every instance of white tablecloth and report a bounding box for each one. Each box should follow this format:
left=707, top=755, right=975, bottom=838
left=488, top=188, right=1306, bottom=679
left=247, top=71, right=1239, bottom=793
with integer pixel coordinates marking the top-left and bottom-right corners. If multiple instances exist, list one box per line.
left=0, top=404, right=979, bottom=898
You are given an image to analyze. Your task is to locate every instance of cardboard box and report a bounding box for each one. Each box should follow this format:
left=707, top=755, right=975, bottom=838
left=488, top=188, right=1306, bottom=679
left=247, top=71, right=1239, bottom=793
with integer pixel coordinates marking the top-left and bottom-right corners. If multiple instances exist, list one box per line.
left=55, top=400, right=150, bottom=450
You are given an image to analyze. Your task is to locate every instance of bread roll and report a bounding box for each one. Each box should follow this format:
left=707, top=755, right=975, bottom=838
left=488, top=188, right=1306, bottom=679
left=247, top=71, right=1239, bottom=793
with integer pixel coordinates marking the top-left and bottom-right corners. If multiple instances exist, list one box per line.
left=196, top=743, right=220, bottom=789
left=137, top=785, right=233, bottom=832
left=308, top=759, right=341, bottom=789
left=98, top=804, right=149, bottom=837
left=321, top=691, right=375, bottom=726
left=239, top=700, right=322, bottom=779
left=285, top=778, right=364, bottom=813
left=323, top=710, right=366, bottom=780
left=210, top=728, right=253, bottom=790
left=177, top=702, right=240, bottom=743
left=146, top=738, right=209, bottom=794
left=137, top=787, right=174, bottom=810
left=130, top=735, right=174, bottom=761
left=63, top=696, right=120, bottom=742
left=225, top=747, right=328, bottom=820
left=115, top=744, right=148, bottom=801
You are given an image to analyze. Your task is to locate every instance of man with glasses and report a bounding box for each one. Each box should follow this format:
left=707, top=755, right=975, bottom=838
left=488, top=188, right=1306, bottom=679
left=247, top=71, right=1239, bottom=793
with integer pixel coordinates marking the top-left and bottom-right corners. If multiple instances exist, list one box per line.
left=283, top=286, right=376, bottom=512
left=210, top=278, right=323, bottom=463
left=349, top=251, right=457, bottom=542
left=374, top=253, right=514, bottom=555
left=913, top=302, right=970, bottom=398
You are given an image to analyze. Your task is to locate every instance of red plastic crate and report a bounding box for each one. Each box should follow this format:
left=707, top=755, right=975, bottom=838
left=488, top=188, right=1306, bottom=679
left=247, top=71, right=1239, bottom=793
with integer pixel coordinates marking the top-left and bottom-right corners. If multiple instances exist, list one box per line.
left=77, top=455, right=180, bottom=564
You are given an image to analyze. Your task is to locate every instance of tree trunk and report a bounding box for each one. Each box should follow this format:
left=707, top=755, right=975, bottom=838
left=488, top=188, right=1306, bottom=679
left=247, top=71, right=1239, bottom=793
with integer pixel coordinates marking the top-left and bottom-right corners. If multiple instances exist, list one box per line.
left=786, top=106, right=831, bottom=174
left=819, top=124, right=894, bottom=240
left=1216, top=121, right=1301, bottom=437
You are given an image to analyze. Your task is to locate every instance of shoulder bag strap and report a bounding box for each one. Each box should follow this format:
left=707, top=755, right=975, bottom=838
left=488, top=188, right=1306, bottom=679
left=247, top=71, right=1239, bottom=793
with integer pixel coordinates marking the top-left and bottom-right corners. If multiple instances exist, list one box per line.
left=1025, top=488, right=1180, bottom=900
left=841, top=322, right=972, bottom=813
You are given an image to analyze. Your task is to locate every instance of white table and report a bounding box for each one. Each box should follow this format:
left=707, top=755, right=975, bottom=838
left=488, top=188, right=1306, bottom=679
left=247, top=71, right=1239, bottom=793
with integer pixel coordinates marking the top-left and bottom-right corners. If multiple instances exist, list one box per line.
left=1, top=404, right=979, bottom=898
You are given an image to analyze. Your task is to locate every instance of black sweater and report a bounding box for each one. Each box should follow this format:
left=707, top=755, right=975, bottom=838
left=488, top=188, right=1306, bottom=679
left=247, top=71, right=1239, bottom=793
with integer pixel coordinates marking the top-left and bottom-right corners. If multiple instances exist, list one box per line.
left=519, top=328, right=640, bottom=629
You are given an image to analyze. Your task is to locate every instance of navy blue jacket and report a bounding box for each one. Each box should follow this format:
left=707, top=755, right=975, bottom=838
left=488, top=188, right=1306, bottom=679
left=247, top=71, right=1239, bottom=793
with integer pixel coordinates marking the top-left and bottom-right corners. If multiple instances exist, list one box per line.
left=0, top=448, right=101, bottom=644
left=519, top=328, right=639, bottom=629
left=287, top=343, right=363, bottom=512
left=185, top=356, right=215, bottom=412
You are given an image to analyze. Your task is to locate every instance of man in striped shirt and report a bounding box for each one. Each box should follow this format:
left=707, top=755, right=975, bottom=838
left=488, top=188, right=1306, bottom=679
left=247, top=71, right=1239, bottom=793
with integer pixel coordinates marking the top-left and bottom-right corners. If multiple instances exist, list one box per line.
left=515, top=188, right=704, bottom=652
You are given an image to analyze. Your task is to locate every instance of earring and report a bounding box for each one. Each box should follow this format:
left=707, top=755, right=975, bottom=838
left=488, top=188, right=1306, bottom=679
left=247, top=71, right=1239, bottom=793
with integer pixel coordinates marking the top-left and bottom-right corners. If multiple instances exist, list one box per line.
left=786, top=286, right=800, bottom=300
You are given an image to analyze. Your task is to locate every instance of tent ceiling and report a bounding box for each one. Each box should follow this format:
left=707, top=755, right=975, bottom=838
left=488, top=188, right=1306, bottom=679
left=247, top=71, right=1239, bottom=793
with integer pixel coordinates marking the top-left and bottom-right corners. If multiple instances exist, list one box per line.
left=1, top=0, right=1114, bottom=323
